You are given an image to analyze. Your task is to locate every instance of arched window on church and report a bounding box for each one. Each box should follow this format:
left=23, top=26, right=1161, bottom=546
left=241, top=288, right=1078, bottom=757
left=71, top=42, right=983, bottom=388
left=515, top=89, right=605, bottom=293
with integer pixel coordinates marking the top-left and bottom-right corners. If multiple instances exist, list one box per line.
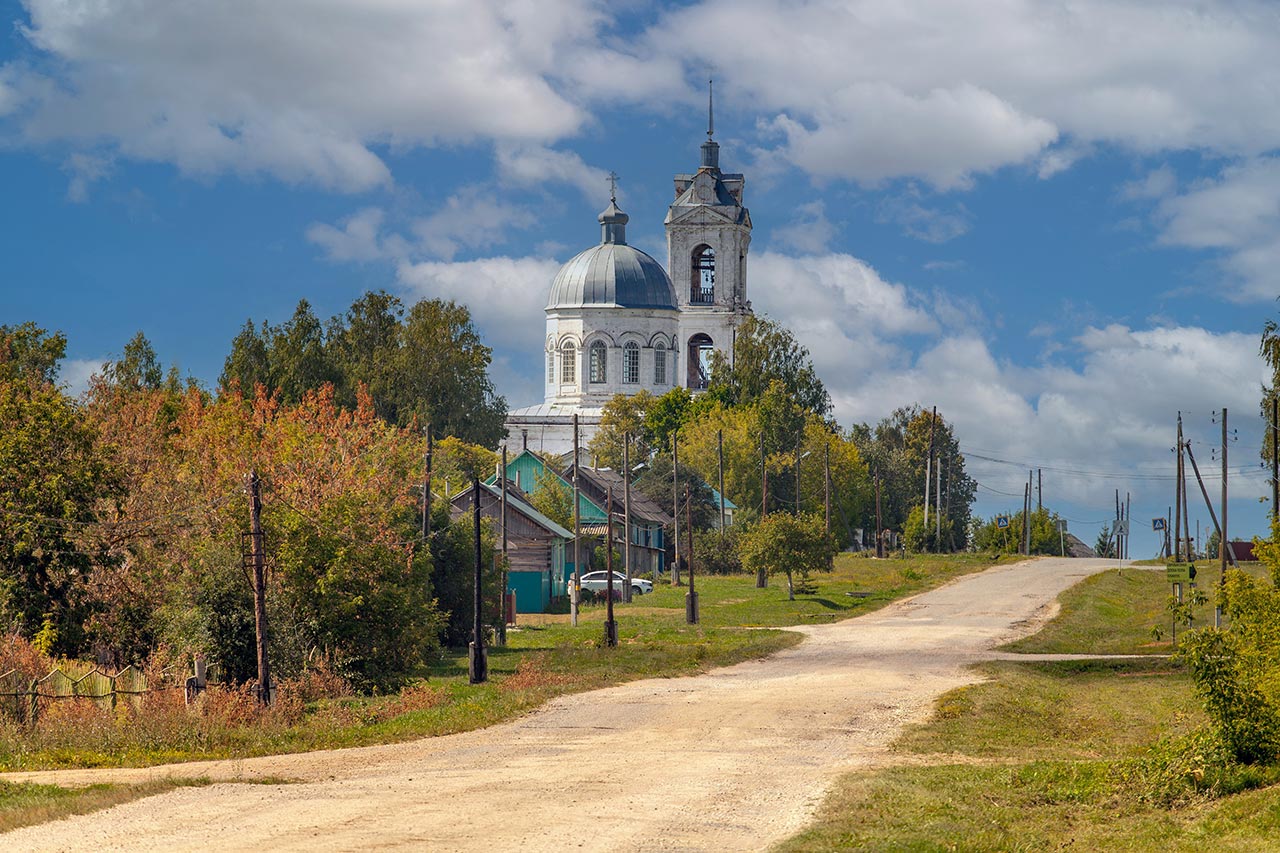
left=691, top=245, right=715, bottom=304
left=687, top=333, right=714, bottom=391
left=654, top=341, right=667, bottom=384
left=547, top=350, right=554, bottom=384
left=560, top=343, right=576, bottom=385
left=589, top=341, right=607, bottom=384
left=623, top=342, right=640, bottom=384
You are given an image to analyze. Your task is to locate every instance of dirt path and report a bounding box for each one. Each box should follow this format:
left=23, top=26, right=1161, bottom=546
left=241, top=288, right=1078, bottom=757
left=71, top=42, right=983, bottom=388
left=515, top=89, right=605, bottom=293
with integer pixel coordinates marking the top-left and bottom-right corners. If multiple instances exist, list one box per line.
left=2, top=557, right=1121, bottom=852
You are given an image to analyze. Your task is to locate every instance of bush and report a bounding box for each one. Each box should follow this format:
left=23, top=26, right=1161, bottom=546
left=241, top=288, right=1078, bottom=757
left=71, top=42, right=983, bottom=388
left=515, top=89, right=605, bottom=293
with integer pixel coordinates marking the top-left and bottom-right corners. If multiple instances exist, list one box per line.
left=694, top=528, right=742, bottom=575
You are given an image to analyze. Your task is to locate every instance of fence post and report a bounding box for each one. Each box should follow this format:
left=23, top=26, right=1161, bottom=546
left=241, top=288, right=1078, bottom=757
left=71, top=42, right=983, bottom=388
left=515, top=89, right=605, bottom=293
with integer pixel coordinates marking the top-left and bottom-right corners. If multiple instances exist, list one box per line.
left=28, top=679, right=37, bottom=725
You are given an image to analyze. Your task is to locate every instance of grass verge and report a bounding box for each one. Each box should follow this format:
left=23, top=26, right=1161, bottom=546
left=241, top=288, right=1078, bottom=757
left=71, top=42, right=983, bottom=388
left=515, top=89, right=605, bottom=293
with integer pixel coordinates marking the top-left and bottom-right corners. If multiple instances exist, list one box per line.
left=0, top=778, right=212, bottom=834
left=1, top=552, right=1010, bottom=772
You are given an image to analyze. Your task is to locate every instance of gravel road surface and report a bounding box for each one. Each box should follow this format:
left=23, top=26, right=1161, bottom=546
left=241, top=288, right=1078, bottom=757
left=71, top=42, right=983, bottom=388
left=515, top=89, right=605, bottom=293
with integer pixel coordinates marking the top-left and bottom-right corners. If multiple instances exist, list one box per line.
left=2, top=557, right=1122, bottom=852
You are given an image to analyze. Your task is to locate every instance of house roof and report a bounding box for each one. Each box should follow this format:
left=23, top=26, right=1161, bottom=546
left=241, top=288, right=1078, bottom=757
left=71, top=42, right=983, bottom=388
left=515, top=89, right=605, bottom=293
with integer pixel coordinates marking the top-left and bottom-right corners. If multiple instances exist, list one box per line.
left=569, top=464, right=672, bottom=526
left=450, top=480, right=574, bottom=540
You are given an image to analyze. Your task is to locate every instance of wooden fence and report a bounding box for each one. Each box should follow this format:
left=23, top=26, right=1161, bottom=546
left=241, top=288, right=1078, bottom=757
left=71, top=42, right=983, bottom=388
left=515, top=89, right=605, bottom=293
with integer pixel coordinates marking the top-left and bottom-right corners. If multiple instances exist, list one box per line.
left=0, top=663, right=221, bottom=724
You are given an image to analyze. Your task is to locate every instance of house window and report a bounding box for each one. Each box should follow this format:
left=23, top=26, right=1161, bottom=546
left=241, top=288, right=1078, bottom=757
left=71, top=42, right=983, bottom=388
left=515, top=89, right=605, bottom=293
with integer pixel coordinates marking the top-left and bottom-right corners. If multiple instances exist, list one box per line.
left=560, top=343, right=576, bottom=384
left=654, top=342, right=666, bottom=384
left=623, top=342, right=640, bottom=384
left=589, top=341, right=607, bottom=384
left=691, top=245, right=715, bottom=304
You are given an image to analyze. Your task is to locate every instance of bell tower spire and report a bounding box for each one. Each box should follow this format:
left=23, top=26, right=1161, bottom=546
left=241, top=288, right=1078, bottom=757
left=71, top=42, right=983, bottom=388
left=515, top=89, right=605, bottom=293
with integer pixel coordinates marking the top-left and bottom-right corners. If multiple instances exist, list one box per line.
left=700, top=78, right=720, bottom=171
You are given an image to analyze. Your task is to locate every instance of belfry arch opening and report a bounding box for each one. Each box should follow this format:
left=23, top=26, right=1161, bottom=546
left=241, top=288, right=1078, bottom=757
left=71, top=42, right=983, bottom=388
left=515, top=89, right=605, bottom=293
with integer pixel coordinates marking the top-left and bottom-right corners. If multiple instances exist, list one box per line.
left=691, top=245, right=715, bottom=304
left=687, top=333, right=714, bottom=390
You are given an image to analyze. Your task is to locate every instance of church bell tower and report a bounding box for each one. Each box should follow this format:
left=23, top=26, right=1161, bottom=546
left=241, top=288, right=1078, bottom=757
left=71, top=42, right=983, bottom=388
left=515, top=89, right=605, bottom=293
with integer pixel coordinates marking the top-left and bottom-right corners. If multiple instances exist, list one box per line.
left=665, top=81, right=753, bottom=391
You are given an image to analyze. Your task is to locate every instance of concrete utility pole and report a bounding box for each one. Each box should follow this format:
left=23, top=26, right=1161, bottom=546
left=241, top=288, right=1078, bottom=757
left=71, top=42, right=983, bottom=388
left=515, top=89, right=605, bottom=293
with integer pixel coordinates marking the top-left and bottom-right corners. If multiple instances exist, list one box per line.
left=1037, top=468, right=1042, bottom=512
left=572, top=414, right=581, bottom=627
left=1022, top=478, right=1031, bottom=555
left=1125, top=492, right=1131, bottom=561
left=623, top=434, right=632, bottom=604
left=672, top=427, right=681, bottom=586
left=686, top=484, right=699, bottom=624
left=604, top=486, right=618, bottom=647
left=1185, top=441, right=1237, bottom=570
left=247, top=470, right=271, bottom=705
left=935, top=462, right=942, bottom=546
left=794, top=433, right=802, bottom=515
left=824, top=443, right=833, bottom=568
left=469, top=474, right=487, bottom=684
left=498, top=445, right=508, bottom=646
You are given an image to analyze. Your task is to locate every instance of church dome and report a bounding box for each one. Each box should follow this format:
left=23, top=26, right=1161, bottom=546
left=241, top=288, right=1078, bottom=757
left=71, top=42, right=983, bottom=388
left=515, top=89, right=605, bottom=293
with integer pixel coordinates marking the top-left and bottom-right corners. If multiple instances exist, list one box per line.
left=546, top=200, right=678, bottom=311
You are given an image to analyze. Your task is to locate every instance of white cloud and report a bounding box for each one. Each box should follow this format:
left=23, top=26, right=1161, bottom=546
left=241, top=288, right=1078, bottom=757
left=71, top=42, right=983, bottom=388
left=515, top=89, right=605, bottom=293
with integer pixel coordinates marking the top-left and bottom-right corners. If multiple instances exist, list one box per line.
left=61, top=152, right=112, bottom=202
left=411, top=187, right=538, bottom=261
left=59, top=357, right=105, bottom=397
left=495, top=143, right=612, bottom=202
left=306, top=208, right=397, bottom=263
left=395, top=255, right=563, bottom=362
left=1153, top=156, right=1280, bottom=300
left=8, top=0, right=596, bottom=190
left=877, top=191, right=970, bottom=243
left=771, top=201, right=836, bottom=254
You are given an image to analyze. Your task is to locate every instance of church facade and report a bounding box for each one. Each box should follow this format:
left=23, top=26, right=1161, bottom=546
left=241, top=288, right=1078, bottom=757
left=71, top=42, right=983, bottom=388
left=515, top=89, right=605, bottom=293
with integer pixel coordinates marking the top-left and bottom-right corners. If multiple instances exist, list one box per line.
left=505, top=116, right=752, bottom=457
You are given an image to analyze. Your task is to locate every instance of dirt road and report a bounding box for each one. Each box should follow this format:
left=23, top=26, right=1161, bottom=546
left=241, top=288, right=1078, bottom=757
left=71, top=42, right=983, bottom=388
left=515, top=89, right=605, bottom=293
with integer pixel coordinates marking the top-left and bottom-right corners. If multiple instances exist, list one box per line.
left=2, top=557, right=1121, bottom=852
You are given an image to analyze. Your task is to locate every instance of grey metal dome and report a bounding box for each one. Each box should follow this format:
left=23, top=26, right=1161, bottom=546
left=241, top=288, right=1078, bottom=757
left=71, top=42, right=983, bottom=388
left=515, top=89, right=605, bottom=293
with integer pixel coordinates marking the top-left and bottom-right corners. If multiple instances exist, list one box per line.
left=546, top=200, right=678, bottom=311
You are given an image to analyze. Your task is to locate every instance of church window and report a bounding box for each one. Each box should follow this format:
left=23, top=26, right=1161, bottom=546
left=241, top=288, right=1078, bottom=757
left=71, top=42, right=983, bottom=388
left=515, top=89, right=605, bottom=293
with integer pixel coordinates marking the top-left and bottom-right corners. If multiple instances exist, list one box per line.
left=691, top=245, right=715, bottom=304
left=654, top=342, right=667, bottom=384
left=547, top=350, right=554, bottom=383
left=687, top=333, right=714, bottom=391
left=589, top=341, right=607, bottom=384
left=560, top=343, right=576, bottom=385
left=623, top=342, right=640, bottom=384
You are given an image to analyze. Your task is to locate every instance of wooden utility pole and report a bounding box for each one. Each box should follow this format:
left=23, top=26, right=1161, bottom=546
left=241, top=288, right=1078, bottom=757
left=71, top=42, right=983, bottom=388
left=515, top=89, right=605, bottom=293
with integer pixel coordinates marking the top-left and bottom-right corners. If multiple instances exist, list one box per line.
left=794, top=433, right=802, bottom=516
left=874, top=471, right=884, bottom=558
left=247, top=470, right=271, bottom=705
left=824, top=443, right=833, bottom=568
left=469, top=474, right=487, bottom=683
left=923, top=407, right=936, bottom=542
left=935, top=462, right=941, bottom=546
left=422, top=424, right=433, bottom=541
left=1273, top=396, right=1279, bottom=524
left=604, top=486, right=617, bottom=647
left=623, top=433, right=632, bottom=604
left=672, top=427, right=680, bottom=586
left=718, top=429, right=726, bottom=536
left=1181, top=436, right=1192, bottom=563
left=1174, top=415, right=1184, bottom=561
left=1037, top=468, right=1042, bottom=512
left=1185, top=442, right=1237, bottom=569
left=1125, top=493, right=1131, bottom=560
left=758, top=430, right=768, bottom=588
left=498, top=445, right=508, bottom=646
left=1022, top=478, right=1031, bottom=555
left=685, top=484, right=698, bottom=624
left=572, top=414, right=581, bottom=627
left=1221, top=407, right=1228, bottom=583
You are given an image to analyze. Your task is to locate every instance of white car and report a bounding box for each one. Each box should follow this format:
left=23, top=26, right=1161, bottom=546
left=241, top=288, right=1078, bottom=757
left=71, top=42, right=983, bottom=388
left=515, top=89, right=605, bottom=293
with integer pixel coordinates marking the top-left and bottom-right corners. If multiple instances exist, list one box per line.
left=578, top=571, right=652, bottom=597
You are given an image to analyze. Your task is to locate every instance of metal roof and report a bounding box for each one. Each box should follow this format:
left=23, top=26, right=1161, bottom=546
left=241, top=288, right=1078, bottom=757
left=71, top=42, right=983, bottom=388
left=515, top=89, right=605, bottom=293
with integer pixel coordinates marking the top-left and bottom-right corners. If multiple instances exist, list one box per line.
left=546, top=199, right=678, bottom=311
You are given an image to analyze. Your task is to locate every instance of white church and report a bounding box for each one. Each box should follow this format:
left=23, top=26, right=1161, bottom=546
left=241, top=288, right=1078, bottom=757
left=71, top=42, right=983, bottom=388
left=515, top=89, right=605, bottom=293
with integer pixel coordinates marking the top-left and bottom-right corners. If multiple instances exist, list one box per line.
left=505, top=100, right=753, bottom=456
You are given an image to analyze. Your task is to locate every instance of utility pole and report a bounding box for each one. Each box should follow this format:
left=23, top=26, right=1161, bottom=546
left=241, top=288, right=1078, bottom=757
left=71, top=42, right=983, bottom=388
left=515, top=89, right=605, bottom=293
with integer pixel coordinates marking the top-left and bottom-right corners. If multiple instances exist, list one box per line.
left=572, top=414, right=581, bottom=627
left=623, top=434, right=632, bottom=604
left=604, top=486, right=617, bottom=647
left=874, top=471, right=884, bottom=558
left=935, top=462, right=941, bottom=547
left=1273, top=396, right=1279, bottom=524
left=469, top=474, right=487, bottom=684
left=1221, top=407, right=1228, bottom=584
left=247, top=470, right=271, bottom=705
left=1185, top=441, right=1237, bottom=569
left=718, top=429, right=726, bottom=537
left=824, top=442, right=832, bottom=537
left=672, top=427, right=681, bottom=586
left=794, top=433, right=802, bottom=515
left=498, top=445, right=508, bottom=646
left=686, top=484, right=699, bottom=624
left=758, top=430, right=768, bottom=588
left=924, top=407, right=936, bottom=544
left=1174, top=415, right=1183, bottom=561
left=422, top=424, right=433, bottom=541
left=1125, top=492, right=1131, bottom=560
left=1037, top=468, right=1042, bottom=512
left=1022, top=478, right=1031, bottom=555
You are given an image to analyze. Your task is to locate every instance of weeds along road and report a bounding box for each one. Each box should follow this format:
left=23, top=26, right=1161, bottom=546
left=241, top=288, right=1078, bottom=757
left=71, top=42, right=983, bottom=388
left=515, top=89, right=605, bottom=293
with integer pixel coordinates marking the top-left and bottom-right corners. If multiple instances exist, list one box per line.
left=3, top=557, right=1122, bottom=852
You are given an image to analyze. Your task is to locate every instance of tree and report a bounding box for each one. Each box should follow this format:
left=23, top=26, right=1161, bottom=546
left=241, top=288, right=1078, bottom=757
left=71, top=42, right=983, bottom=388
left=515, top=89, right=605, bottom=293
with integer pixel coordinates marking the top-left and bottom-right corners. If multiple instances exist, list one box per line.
left=528, top=467, right=573, bottom=530
left=105, top=331, right=164, bottom=391
left=1261, top=312, right=1280, bottom=482
left=326, top=290, right=404, bottom=420
left=739, top=512, right=834, bottom=600
left=707, top=314, right=831, bottom=418
left=270, top=300, right=339, bottom=404
left=970, top=508, right=1065, bottom=555
left=0, top=322, right=67, bottom=386
left=589, top=391, right=656, bottom=470
left=220, top=320, right=272, bottom=394
left=0, top=379, right=122, bottom=655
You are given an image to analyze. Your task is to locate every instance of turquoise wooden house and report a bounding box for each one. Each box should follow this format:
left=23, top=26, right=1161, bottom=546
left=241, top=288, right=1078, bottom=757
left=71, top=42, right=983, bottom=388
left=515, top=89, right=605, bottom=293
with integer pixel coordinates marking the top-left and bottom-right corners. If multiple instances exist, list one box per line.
left=449, top=480, right=573, bottom=614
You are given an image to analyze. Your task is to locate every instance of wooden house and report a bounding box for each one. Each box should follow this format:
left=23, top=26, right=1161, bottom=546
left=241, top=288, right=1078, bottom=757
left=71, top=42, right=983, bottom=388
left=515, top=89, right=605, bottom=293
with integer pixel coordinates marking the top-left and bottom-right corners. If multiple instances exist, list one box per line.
left=448, top=480, right=573, bottom=614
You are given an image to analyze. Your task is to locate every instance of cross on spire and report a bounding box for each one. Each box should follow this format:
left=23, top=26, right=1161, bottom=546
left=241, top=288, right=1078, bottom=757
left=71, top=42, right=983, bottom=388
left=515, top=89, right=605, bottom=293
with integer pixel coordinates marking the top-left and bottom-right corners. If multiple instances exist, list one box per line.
left=608, top=170, right=619, bottom=202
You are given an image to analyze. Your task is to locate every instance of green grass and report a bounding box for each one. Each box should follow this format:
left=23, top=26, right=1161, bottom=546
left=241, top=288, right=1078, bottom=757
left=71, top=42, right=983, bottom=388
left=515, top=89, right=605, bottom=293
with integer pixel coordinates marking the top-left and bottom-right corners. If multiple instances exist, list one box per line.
left=778, top=561, right=1280, bottom=851
left=0, top=778, right=212, bottom=834
left=1, top=552, right=1008, bottom=772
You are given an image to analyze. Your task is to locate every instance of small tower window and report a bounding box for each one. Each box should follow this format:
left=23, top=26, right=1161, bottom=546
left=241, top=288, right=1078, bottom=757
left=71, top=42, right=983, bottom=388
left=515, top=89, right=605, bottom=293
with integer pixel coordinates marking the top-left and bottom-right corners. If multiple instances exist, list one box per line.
left=687, top=333, right=714, bottom=391
left=623, top=342, right=640, bottom=384
left=589, top=341, right=607, bottom=384
left=560, top=343, right=576, bottom=385
left=691, top=245, right=715, bottom=304
left=654, top=342, right=667, bottom=384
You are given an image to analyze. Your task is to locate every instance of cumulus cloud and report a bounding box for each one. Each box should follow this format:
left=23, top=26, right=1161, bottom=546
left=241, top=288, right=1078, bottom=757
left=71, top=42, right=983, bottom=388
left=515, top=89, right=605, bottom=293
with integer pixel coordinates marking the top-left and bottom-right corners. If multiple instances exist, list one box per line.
left=876, top=192, right=971, bottom=243
left=59, top=357, right=105, bottom=397
left=771, top=201, right=837, bottom=254
left=495, top=143, right=613, bottom=202
left=1153, top=156, right=1280, bottom=301
left=61, top=152, right=112, bottom=202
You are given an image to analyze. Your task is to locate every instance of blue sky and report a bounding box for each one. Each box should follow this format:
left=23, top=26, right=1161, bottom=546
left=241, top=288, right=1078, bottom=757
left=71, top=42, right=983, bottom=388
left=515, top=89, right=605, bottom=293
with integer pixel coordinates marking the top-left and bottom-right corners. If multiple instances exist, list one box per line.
left=2, top=0, right=1277, bottom=556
